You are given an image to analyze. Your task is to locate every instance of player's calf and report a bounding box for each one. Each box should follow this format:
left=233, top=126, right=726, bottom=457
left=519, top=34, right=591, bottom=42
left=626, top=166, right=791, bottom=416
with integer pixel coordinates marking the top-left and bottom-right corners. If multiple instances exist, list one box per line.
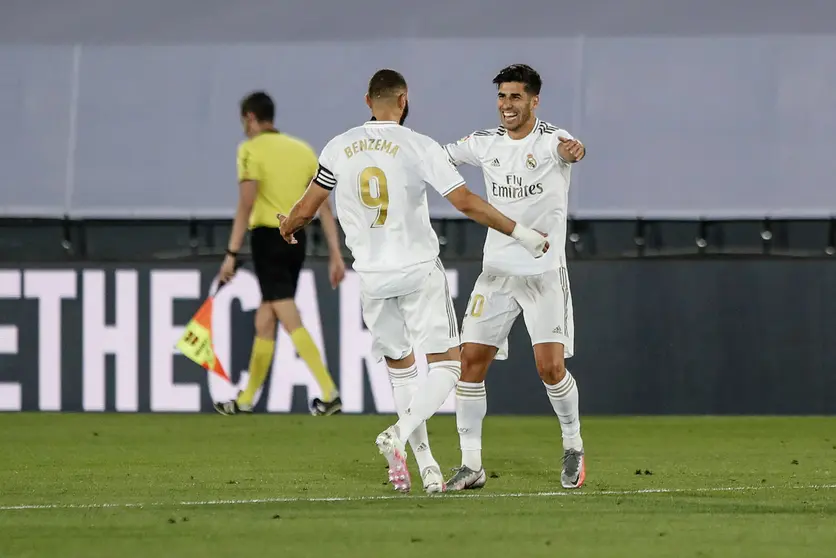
left=542, top=368, right=583, bottom=452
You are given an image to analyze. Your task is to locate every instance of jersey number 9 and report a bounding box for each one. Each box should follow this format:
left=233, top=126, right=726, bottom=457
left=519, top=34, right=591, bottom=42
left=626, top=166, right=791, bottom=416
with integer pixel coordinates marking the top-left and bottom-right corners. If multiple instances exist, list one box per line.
left=358, top=167, right=389, bottom=228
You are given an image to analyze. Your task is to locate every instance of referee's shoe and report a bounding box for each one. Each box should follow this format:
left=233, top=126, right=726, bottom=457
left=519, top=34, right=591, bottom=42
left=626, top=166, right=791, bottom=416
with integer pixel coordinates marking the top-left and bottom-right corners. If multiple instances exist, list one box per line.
left=214, top=393, right=341, bottom=415
left=310, top=397, right=342, bottom=416
left=213, top=392, right=253, bottom=415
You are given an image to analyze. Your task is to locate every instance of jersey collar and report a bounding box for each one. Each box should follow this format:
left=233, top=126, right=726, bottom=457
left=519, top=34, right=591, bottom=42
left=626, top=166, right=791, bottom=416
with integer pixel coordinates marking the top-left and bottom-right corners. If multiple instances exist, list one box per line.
left=502, top=118, right=540, bottom=141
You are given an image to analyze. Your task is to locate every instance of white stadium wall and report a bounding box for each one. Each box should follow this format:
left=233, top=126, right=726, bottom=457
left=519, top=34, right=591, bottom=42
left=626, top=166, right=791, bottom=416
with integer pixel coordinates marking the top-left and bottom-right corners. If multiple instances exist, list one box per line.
left=1, top=0, right=836, bottom=219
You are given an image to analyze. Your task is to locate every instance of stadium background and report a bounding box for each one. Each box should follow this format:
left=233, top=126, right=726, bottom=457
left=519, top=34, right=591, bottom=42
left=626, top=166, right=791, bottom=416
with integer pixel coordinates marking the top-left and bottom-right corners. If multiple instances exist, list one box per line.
left=1, top=0, right=835, bottom=415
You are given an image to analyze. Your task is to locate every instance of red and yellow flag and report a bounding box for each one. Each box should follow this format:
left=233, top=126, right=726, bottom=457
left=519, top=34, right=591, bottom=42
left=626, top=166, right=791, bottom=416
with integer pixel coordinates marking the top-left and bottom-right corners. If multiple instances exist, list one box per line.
left=175, top=297, right=230, bottom=382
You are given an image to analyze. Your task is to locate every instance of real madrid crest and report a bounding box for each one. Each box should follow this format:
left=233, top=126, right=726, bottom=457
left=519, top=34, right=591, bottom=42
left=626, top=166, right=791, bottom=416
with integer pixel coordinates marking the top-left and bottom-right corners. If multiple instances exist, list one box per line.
left=525, top=153, right=538, bottom=170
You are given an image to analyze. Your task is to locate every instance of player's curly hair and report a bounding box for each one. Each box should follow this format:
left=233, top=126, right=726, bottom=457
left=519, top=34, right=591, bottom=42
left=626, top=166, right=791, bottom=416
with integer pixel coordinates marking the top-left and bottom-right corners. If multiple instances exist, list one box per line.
left=493, top=64, right=542, bottom=95
left=368, top=69, right=407, bottom=99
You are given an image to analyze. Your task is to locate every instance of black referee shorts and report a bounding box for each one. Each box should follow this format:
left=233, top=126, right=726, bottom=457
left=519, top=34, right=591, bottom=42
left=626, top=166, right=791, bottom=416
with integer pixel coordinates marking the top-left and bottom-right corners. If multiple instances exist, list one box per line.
left=249, top=226, right=307, bottom=302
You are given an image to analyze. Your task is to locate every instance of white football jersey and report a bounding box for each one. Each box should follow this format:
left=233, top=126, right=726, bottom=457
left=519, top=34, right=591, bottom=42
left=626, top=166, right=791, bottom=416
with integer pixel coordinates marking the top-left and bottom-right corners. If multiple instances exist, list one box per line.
left=444, top=119, right=573, bottom=276
left=314, top=120, right=465, bottom=298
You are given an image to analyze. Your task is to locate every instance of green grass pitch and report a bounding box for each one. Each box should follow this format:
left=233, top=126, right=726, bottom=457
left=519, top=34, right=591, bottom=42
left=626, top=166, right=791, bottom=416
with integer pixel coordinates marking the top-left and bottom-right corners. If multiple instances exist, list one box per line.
left=1, top=414, right=834, bottom=557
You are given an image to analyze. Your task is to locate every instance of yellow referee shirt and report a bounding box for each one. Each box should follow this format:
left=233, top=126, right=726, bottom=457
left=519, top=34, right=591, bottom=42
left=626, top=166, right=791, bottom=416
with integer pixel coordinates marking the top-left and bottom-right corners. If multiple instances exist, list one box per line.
left=236, top=130, right=318, bottom=229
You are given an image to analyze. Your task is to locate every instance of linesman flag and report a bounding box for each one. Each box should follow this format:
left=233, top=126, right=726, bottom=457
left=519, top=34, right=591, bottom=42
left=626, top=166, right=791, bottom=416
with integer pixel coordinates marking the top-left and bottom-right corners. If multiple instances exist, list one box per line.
left=176, top=296, right=229, bottom=381
left=175, top=260, right=243, bottom=382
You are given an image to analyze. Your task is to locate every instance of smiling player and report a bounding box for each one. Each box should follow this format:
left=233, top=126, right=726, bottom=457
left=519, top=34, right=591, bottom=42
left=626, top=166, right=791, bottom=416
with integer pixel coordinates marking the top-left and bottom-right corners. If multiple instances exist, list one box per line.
left=444, top=64, right=588, bottom=490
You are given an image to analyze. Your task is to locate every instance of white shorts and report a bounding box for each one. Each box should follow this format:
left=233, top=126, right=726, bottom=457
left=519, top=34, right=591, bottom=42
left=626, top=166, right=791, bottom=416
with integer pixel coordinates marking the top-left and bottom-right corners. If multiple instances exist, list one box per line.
left=361, top=260, right=460, bottom=361
left=461, top=267, right=574, bottom=360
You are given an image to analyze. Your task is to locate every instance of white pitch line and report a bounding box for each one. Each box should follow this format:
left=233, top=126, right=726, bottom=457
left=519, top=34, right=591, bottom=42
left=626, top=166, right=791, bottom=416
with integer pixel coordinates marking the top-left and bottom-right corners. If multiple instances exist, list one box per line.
left=1, top=484, right=834, bottom=512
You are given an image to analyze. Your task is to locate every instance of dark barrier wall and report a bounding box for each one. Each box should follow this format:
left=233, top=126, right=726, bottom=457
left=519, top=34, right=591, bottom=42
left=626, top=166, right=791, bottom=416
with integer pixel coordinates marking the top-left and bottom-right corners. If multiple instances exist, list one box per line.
left=0, top=260, right=833, bottom=414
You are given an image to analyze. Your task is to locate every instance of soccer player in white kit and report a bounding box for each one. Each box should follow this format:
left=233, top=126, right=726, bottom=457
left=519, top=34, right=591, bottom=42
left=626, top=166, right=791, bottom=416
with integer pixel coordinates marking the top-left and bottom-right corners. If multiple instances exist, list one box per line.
left=278, top=69, right=549, bottom=493
left=443, top=64, right=588, bottom=490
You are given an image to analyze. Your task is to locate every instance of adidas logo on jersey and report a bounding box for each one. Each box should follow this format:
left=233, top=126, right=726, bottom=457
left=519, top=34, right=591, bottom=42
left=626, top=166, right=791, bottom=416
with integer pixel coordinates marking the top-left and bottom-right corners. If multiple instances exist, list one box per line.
left=491, top=158, right=501, bottom=167
left=553, top=326, right=562, bottom=334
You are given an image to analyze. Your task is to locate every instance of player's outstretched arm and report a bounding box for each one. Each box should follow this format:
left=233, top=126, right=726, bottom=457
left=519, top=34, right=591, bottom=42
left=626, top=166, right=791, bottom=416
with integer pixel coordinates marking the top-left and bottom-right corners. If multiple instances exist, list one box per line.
left=446, top=186, right=514, bottom=234
left=278, top=181, right=331, bottom=244
left=445, top=186, right=549, bottom=257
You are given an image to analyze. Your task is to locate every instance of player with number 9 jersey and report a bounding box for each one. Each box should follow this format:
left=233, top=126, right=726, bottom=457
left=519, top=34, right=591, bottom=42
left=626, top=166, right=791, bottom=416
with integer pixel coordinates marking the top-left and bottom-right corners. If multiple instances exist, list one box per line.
left=318, top=121, right=462, bottom=298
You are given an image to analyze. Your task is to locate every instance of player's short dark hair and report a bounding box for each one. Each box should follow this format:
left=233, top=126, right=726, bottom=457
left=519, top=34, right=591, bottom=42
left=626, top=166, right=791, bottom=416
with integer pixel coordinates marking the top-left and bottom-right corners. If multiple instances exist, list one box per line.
left=368, top=69, right=407, bottom=99
left=492, top=64, right=542, bottom=95
left=240, top=91, right=275, bottom=122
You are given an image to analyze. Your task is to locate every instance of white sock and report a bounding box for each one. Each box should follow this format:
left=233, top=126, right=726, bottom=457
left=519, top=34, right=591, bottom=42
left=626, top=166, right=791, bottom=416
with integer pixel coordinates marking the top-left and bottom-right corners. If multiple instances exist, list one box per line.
left=456, top=381, right=487, bottom=471
left=388, top=364, right=437, bottom=472
left=395, top=360, right=461, bottom=442
left=544, top=371, right=583, bottom=451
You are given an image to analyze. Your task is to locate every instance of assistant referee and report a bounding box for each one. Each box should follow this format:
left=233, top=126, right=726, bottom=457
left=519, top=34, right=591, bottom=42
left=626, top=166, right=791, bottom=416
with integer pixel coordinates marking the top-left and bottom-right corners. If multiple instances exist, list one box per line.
left=215, top=91, right=345, bottom=417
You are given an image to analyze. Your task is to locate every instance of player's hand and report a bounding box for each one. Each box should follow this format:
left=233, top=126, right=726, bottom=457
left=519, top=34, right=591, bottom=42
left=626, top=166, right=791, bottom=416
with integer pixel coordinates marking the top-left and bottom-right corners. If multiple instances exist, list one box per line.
left=277, top=214, right=298, bottom=244
left=329, top=254, right=346, bottom=289
left=558, top=136, right=585, bottom=162
left=511, top=224, right=550, bottom=259
left=219, top=254, right=237, bottom=284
